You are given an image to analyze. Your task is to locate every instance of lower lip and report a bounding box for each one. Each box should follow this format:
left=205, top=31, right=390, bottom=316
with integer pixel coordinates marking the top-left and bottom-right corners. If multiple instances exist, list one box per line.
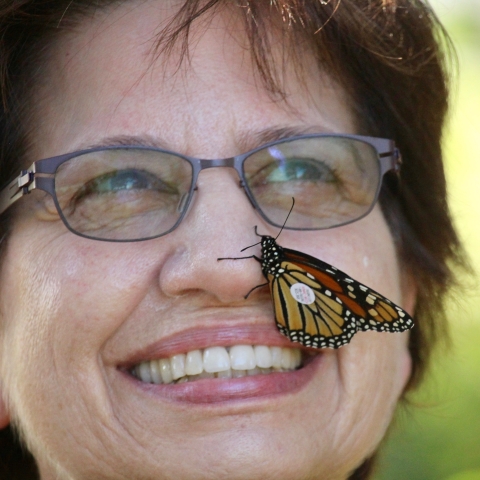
left=120, top=354, right=324, bottom=404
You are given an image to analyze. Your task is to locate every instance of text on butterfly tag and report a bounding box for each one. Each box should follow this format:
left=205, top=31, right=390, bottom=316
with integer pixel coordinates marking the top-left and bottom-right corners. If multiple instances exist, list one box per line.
left=290, top=283, right=315, bottom=305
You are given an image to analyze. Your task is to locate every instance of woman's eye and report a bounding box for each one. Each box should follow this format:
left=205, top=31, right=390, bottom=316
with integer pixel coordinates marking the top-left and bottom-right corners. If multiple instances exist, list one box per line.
left=74, top=169, right=176, bottom=201
left=260, top=159, right=336, bottom=184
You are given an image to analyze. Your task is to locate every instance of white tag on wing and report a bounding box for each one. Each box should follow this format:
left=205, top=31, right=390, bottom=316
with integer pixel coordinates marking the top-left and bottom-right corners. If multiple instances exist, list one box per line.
left=290, top=283, right=315, bottom=305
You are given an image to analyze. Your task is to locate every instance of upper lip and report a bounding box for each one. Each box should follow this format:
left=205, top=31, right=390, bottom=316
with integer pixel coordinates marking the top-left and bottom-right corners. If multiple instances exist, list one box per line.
left=117, top=323, right=314, bottom=369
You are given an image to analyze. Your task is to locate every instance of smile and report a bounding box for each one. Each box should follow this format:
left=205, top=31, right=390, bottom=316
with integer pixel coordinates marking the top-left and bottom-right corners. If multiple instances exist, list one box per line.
left=131, top=345, right=304, bottom=385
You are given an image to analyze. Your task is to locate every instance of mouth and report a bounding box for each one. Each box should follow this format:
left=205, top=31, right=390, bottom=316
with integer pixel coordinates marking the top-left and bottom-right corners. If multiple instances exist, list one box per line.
left=116, top=325, right=324, bottom=404
left=130, top=344, right=307, bottom=385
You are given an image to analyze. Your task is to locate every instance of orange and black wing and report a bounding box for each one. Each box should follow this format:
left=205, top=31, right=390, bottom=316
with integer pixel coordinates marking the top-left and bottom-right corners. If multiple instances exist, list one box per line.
left=268, top=248, right=414, bottom=349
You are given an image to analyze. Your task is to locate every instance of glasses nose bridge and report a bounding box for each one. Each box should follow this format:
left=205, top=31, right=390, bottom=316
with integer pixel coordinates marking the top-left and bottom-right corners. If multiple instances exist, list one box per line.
left=198, top=156, right=237, bottom=169
left=194, top=155, right=257, bottom=212
left=196, top=156, right=243, bottom=183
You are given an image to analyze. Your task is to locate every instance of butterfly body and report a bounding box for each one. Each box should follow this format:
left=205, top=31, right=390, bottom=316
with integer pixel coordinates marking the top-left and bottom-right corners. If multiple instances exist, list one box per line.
left=255, top=234, right=414, bottom=349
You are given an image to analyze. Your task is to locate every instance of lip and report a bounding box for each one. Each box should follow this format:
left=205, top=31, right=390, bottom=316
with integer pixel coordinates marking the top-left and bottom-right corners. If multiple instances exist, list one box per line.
left=116, top=324, right=325, bottom=404
left=118, top=324, right=311, bottom=368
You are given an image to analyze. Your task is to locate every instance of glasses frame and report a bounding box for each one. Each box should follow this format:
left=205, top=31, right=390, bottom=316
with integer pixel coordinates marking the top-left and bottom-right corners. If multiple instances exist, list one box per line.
left=0, top=134, right=401, bottom=242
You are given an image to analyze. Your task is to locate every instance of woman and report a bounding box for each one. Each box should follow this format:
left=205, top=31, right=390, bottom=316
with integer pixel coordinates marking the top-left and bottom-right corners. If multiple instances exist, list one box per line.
left=0, top=1, right=463, bottom=479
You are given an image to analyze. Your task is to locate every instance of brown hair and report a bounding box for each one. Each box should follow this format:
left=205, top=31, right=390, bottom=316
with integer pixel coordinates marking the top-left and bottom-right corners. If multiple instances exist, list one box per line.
left=0, top=1, right=465, bottom=479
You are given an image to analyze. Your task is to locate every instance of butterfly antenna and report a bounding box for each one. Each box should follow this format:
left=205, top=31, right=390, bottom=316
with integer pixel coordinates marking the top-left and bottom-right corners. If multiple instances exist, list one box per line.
left=275, top=197, right=295, bottom=241
left=239, top=225, right=264, bottom=252
left=240, top=198, right=294, bottom=251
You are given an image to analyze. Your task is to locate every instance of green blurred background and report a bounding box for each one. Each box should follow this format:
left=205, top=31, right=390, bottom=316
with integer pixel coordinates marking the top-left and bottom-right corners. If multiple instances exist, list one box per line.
left=376, top=0, right=480, bottom=478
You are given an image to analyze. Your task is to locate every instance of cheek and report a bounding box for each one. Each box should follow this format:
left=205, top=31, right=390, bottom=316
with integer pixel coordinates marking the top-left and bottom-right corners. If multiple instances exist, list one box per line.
left=0, top=234, right=160, bottom=453
left=327, top=332, right=411, bottom=468
left=286, top=205, right=402, bottom=302
left=1, top=238, right=153, bottom=348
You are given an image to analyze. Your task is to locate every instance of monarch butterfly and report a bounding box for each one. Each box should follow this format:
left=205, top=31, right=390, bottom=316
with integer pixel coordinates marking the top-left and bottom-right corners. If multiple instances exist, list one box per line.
left=218, top=221, right=414, bottom=349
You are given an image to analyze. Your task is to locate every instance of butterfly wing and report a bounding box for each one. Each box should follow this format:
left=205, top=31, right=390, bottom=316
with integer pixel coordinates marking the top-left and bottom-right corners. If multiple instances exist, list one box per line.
left=267, top=260, right=358, bottom=349
left=270, top=247, right=414, bottom=349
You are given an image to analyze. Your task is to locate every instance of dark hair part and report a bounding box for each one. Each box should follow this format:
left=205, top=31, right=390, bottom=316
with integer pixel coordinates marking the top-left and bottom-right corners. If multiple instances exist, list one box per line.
left=0, top=1, right=465, bottom=478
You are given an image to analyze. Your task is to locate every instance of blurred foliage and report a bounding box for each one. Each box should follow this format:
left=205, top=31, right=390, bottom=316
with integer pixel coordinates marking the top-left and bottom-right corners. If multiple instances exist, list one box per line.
left=375, top=0, right=480, bottom=478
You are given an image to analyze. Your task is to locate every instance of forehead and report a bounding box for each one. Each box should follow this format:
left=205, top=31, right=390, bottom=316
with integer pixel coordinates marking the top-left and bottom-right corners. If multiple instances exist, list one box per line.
left=32, top=1, right=356, bottom=160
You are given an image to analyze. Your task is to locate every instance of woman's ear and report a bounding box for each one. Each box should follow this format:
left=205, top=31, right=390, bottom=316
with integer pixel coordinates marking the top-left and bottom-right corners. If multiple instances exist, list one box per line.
left=0, top=328, right=10, bottom=428
left=399, top=270, right=416, bottom=389
left=401, top=269, right=417, bottom=316
left=0, top=381, right=10, bottom=429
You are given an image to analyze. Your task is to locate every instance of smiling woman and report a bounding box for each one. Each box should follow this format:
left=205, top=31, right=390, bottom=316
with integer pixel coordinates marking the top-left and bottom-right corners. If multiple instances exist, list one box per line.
left=0, top=1, right=465, bottom=479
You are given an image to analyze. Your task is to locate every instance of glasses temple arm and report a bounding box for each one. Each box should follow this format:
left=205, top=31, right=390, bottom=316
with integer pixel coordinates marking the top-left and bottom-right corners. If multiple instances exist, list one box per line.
left=379, top=148, right=402, bottom=176
left=0, top=163, right=37, bottom=216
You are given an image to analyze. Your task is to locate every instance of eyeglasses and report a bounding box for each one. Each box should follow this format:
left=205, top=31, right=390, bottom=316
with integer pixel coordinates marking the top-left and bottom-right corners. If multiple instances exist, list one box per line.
left=0, top=134, right=401, bottom=242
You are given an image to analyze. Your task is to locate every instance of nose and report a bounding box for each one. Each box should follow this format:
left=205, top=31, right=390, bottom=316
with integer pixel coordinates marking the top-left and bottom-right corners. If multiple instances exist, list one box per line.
left=157, top=168, right=270, bottom=304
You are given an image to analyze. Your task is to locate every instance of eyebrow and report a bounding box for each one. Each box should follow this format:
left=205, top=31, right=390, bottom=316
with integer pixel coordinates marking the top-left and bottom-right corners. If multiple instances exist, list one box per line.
left=239, top=125, right=334, bottom=152
left=79, top=125, right=335, bottom=157
left=81, top=134, right=168, bottom=150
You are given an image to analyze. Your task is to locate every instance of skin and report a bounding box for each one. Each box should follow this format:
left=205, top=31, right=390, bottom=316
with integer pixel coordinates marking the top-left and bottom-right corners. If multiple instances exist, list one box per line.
left=0, top=2, right=414, bottom=479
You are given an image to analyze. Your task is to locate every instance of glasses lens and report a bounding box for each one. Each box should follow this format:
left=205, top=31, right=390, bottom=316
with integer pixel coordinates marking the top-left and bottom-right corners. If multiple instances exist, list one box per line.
left=243, top=136, right=381, bottom=229
left=54, top=148, right=193, bottom=240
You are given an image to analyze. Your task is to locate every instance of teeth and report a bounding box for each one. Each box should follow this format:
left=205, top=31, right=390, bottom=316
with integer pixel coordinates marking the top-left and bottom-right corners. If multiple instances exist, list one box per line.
left=271, top=346, right=283, bottom=369
left=203, top=347, right=231, bottom=373
left=185, top=350, right=203, bottom=376
left=229, top=345, right=256, bottom=370
left=170, top=354, right=186, bottom=380
left=281, top=348, right=293, bottom=369
left=216, top=369, right=233, bottom=379
left=132, top=345, right=304, bottom=385
left=149, top=359, right=162, bottom=384
left=138, top=362, right=152, bottom=383
left=159, top=358, right=173, bottom=384
left=254, top=345, right=272, bottom=368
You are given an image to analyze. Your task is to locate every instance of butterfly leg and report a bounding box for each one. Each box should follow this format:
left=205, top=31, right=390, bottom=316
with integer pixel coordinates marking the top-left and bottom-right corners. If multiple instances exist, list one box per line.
left=217, top=255, right=262, bottom=262
left=217, top=256, right=266, bottom=298
left=243, top=282, right=269, bottom=299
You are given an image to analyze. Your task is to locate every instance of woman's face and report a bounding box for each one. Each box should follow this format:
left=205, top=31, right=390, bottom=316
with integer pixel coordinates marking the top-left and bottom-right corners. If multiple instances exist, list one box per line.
left=0, top=2, right=413, bottom=479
